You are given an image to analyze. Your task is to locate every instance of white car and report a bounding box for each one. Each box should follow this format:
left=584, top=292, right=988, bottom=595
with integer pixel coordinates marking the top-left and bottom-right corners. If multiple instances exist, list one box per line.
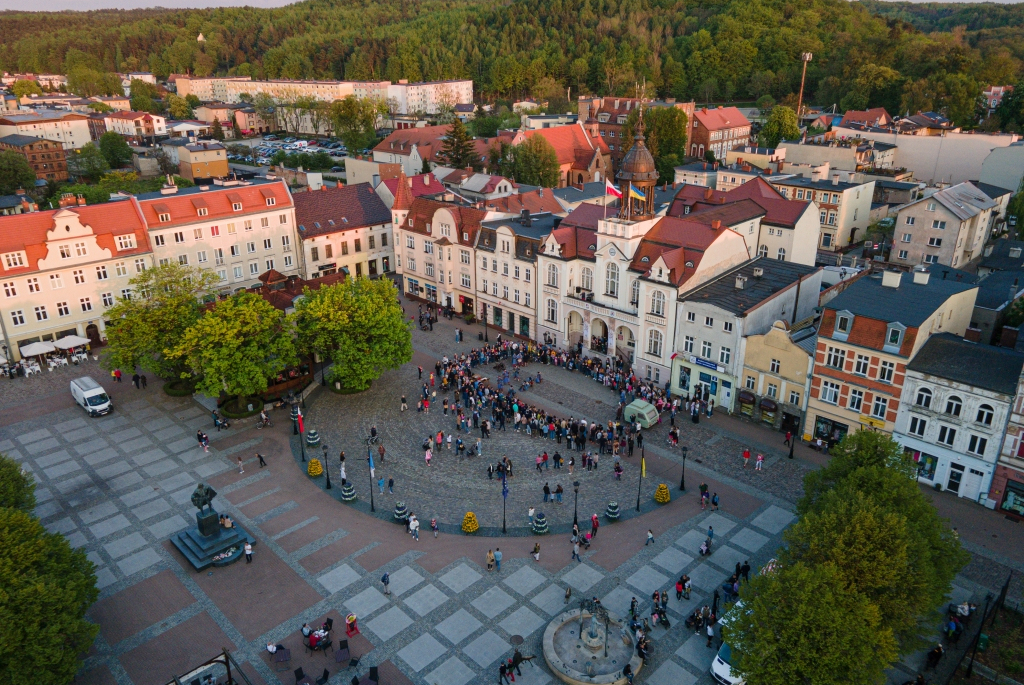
left=711, top=602, right=746, bottom=685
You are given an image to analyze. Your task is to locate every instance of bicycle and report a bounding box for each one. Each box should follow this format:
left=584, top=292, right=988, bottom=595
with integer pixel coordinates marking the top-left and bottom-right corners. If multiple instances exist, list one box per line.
left=366, top=434, right=380, bottom=446
left=256, top=416, right=272, bottom=429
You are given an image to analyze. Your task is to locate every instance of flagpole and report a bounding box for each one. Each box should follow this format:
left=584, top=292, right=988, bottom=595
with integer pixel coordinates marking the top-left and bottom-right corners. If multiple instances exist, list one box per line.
left=636, top=446, right=644, bottom=511
left=501, top=472, right=508, bottom=534
left=368, top=446, right=375, bottom=512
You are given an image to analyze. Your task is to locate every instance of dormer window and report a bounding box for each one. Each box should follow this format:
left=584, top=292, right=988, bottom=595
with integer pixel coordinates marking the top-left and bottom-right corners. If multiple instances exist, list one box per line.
left=641, top=257, right=649, bottom=263
left=158, top=213, right=170, bottom=222
left=266, top=197, right=276, bottom=206
left=883, top=322, right=906, bottom=353
left=833, top=310, right=853, bottom=341
left=197, top=207, right=208, bottom=217
left=408, top=219, right=413, bottom=227
left=232, top=202, right=242, bottom=211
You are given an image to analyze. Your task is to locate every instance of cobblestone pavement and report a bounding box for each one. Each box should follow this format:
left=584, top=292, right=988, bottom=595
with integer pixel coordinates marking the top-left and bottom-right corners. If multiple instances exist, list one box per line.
left=0, top=300, right=1018, bottom=685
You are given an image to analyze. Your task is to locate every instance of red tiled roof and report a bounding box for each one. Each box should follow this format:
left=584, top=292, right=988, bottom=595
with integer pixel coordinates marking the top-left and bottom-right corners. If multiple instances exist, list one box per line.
left=404, top=197, right=487, bottom=246
left=522, top=123, right=609, bottom=166
left=548, top=225, right=597, bottom=260
left=693, top=107, right=750, bottom=132
left=484, top=189, right=564, bottom=215
left=839, top=108, right=891, bottom=128
left=0, top=201, right=150, bottom=275
left=668, top=178, right=810, bottom=229
left=293, top=182, right=391, bottom=237
left=373, top=125, right=450, bottom=158
left=628, top=216, right=725, bottom=285
left=137, top=180, right=292, bottom=229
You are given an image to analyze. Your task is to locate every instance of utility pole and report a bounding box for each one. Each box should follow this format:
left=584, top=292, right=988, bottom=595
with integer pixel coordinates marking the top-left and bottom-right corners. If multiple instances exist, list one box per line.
left=796, top=53, right=813, bottom=122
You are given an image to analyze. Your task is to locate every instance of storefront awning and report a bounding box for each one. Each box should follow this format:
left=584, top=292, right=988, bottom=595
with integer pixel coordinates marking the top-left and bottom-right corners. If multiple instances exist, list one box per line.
left=738, top=390, right=756, bottom=404
left=760, top=398, right=778, bottom=412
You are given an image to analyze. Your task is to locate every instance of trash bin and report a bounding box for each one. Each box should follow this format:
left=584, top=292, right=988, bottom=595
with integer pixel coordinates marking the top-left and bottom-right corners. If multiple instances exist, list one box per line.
left=979, top=634, right=990, bottom=651
left=478, top=332, right=484, bottom=341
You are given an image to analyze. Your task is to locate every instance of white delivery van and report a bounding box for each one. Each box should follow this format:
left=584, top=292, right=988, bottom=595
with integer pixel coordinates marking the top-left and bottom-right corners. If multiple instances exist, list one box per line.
left=70, top=377, right=112, bottom=416
left=711, top=601, right=746, bottom=684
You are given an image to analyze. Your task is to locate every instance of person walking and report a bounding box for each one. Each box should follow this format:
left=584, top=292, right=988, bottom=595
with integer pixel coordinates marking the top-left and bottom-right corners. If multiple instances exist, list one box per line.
left=257, top=452, right=267, bottom=468
left=743, top=448, right=751, bottom=468
left=132, top=373, right=140, bottom=389
left=197, top=430, right=206, bottom=451
left=499, top=663, right=510, bottom=684
left=591, top=514, right=599, bottom=539
left=784, top=430, right=792, bottom=447
left=113, top=368, right=122, bottom=383
left=532, top=543, right=541, bottom=561
left=401, top=395, right=407, bottom=411
left=487, top=549, right=496, bottom=572
left=381, top=571, right=391, bottom=595
left=572, top=540, right=582, bottom=562
left=494, top=547, right=502, bottom=572
left=706, top=621, right=715, bottom=648
left=741, top=560, right=751, bottom=582
left=244, top=541, right=253, bottom=563
left=202, top=432, right=209, bottom=452
left=555, top=484, right=564, bottom=503
left=755, top=453, right=764, bottom=470
left=711, top=493, right=719, bottom=511
left=140, top=374, right=147, bottom=389
left=237, top=456, right=244, bottom=474
left=707, top=526, right=714, bottom=543
left=528, top=506, right=535, bottom=525
left=645, top=529, right=655, bottom=546
left=388, top=477, right=394, bottom=494
left=378, top=476, right=385, bottom=494
left=339, top=461, right=346, bottom=485
left=543, top=483, right=550, bottom=502
left=410, top=516, right=420, bottom=541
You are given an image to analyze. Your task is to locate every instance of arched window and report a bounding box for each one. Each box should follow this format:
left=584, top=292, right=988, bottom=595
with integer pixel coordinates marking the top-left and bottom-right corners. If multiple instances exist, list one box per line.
left=546, top=298, right=557, bottom=323
left=945, top=396, right=962, bottom=417
left=777, top=247, right=786, bottom=261
left=605, top=263, right=619, bottom=297
left=651, top=290, right=665, bottom=316
left=757, top=245, right=768, bottom=258
left=647, top=329, right=663, bottom=357
left=578, top=173, right=584, bottom=184
left=977, top=404, right=994, bottom=426
left=915, top=388, right=932, bottom=409
left=581, top=267, right=593, bottom=291
left=547, top=264, right=559, bottom=288
left=630, top=279, right=640, bottom=305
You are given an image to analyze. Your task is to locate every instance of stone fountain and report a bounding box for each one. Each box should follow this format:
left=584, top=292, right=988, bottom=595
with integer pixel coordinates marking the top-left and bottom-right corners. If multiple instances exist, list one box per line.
left=542, top=599, right=643, bottom=685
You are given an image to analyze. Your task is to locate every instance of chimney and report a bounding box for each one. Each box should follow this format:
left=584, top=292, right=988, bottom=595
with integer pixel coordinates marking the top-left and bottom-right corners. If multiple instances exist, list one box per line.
left=753, top=267, right=764, bottom=278
left=881, top=270, right=903, bottom=288
left=711, top=219, right=722, bottom=230
left=704, top=187, right=713, bottom=200
left=662, top=182, right=667, bottom=192
left=539, top=188, right=544, bottom=197
left=77, top=194, right=86, bottom=206
left=424, top=175, right=430, bottom=186
left=964, top=327, right=982, bottom=343
left=735, top=275, right=747, bottom=289
left=912, top=269, right=930, bottom=285
left=1001, top=326, right=1019, bottom=349
left=1010, top=278, right=1020, bottom=306
left=737, top=158, right=743, bottom=165
left=832, top=173, right=839, bottom=186
left=520, top=208, right=531, bottom=226
left=703, top=162, right=707, bottom=170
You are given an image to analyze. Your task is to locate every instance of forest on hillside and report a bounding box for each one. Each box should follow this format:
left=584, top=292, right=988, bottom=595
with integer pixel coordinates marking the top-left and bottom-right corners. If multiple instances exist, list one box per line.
left=1, top=0, right=1021, bottom=127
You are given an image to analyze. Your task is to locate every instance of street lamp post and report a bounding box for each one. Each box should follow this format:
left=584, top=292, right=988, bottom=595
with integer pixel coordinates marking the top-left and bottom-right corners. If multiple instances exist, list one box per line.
left=636, top=446, right=644, bottom=512
left=290, top=396, right=299, bottom=436
left=679, top=446, right=688, bottom=491
left=323, top=444, right=331, bottom=489
left=320, top=352, right=327, bottom=386
left=572, top=481, right=580, bottom=529
left=367, top=446, right=375, bottom=512
left=483, top=303, right=489, bottom=343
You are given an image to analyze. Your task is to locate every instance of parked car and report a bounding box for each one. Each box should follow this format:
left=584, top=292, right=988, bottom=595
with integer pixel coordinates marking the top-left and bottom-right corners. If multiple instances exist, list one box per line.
left=284, top=137, right=297, bottom=143
left=711, top=602, right=746, bottom=685
left=330, top=166, right=344, bottom=172
left=623, top=399, right=660, bottom=428
left=263, top=134, right=278, bottom=140
left=70, top=377, right=112, bottom=417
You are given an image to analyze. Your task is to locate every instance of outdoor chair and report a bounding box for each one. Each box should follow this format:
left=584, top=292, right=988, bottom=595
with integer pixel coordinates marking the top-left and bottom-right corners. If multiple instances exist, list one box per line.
left=369, top=665, right=379, bottom=682
left=334, top=639, right=350, bottom=664
left=315, top=668, right=330, bottom=685
left=293, top=667, right=305, bottom=684
left=324, top=617, right=334, bottom=632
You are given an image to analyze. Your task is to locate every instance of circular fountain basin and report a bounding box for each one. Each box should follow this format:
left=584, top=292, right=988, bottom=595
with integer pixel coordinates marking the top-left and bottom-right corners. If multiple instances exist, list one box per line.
left=542, top=609, right=644, bottom=685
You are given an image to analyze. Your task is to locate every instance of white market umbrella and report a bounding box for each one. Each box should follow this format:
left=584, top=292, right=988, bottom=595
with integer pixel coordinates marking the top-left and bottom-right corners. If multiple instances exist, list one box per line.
left=54, top=335, right=91, bottom=350
left=20, top=341, right=56, bottom=357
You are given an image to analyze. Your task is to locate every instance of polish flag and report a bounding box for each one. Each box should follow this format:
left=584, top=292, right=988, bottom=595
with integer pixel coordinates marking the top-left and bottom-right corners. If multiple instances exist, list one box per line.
left=605, top=179, right=622, bottom=199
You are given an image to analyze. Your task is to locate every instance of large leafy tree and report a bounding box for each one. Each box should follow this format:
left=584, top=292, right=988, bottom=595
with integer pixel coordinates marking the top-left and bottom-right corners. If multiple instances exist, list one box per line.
left=294, top=277, right=411, bottom=391
left=169, top=292, right=298, bottom=405
left=67, top=143, right=110, bottom=183
left=622, top=106, right=689, bottom=184
left=489, top=136, right=559, bottom=186
left=0, top=151, right=36, bottom=196
left=0, top=507, right=99, bottom=685
left=104, top=263, right=220, bottom=380
left=165, top=93, right=193, bottom=120
left=11, top=79, right=42, bottom=98
left=0, top=454, right=35, bottom=512
left=759, top=106, right=802, bottom=149
left=98, top=131, right=134, bottom=168
left=726, top=563, right=898, bottom=685
left=329, top=95, right=383, bottom=153
left=436, top=119, right=478, bottom=170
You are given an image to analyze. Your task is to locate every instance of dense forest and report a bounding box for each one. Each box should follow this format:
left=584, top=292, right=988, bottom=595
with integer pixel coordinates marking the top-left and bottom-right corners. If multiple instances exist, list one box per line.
left=1, top=0, right=1021, bottom=126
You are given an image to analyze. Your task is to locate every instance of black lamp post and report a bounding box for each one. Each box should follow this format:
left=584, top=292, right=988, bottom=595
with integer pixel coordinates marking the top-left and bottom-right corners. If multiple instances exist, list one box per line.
left=483, top=303, right=489, bottom=343
left=788, top=436, right=795, bottom=459
left=636, top=446, right=644, bottom=512
left=290, top=395, right=299, bottom=436
left=320, top=351, right=327, bottom=387
left=572, top=480, right=580, bottom=529
left=323, top=444, right=331, bottom=489
left=367, top=445, right=375, bottom=512
left=965, top=593, right=994, bottom=677
left=679, top=446, right=688, bottom=491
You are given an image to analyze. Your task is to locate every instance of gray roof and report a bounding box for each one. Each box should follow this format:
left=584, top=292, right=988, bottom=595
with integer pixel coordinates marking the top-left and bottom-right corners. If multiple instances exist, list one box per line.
left=907, top=332, right=1024, bottom=396
left=480, top=211, right=561, bottom=241
left=675, top=161, right=718, bottom=173
left=826, top=272, right=977, bottom=327
left=876, top=179, right=919, bottom=190
left=551, top=181, right=606, bottom=203
left=772, top=176, right=864, bottom=191
left=0, top=133, right=44, bottom=147
left=0, top=195, right=23, bottom=209
left=907, top=182, right=996, bottom=221
left=975, top=269, right=1024, bottom=310
left=980, top=240, right=1024, bottom=272
left=792, top=328, right=819, bottom=355
left=973, top=181, right=1012, bottom=200
left=680, top=257, right=819, bottom=316
left=134, top=176, right=277, bottom=201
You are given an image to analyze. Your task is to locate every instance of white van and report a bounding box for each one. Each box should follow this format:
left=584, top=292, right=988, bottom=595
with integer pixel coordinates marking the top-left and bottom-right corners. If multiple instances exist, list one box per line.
left=70, top=377, right=112, bottom=416
left=711, top=601, right=746, bottom=684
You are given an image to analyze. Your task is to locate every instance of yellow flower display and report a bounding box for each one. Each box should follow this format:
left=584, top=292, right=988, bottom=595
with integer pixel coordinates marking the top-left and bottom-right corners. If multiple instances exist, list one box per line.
left=462, top=511, right=479, bottom=534
left=654, top=483, right=671, bottom=504
left=307, top=458, right=323, bottom=477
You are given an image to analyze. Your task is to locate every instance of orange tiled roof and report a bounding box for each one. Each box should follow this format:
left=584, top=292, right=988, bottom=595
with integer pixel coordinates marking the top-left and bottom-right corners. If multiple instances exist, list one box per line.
left=137, top=181, right=292, bottom=229
left=693, top=107, right=750, bottom=132
left=522, top=124, right=609, bottom=166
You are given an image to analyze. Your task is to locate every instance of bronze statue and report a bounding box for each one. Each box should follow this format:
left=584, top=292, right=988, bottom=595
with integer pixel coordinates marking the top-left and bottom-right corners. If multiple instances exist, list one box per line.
left=191, top=483, right=218, bottom=512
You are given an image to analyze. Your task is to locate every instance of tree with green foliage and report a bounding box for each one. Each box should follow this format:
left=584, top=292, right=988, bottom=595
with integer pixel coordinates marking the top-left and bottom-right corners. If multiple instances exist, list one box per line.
left=759, top=106, right=802, bottom=149
left=251, top=93, right=277, bottom=129
left=329, top=95, right=383, bottom=153
left=67, top=66, right=122, bottom=97
left=104, top=263, right=221, bottom=381
left=704, top=150, right=717, bottom=164
left=0, top=453, right=35, bottom=512
left=98, top=131, right=134, bottom=168
left=0, top=507, right=99, bottom=685
left=726, top=562, right=898, bottom=685
left=622, top=106, right=689, bottom=184
left=185, top=94, right=202, bottom=110
left=56, top=172, right=193, bottom=206
left=294, top=277, right=411, bottom=391
left=0, top=151, right=36, bottom=196
left=169, top=292, right=298, bottom=407
left=87, top=101, right=113, bottom=114
left=11, top=79, right=42, bottom=98
left=66, top=143, right=110, bottom=183
left=436, top=119, right=478, bottom=170
left=211, top=119, right=225, bottom=141
left=166, top=93, right=193, bottom=120
left=489, top=136, right=559, bottom=187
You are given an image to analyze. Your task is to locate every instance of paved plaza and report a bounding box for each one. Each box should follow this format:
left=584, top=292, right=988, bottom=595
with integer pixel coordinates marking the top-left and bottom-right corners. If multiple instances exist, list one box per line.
left=0, top=309, right=1018, bottom=685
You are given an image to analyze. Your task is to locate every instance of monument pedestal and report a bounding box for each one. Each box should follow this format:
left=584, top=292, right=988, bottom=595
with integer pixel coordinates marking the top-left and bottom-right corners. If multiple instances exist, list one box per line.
left=171, top=508, right=255, bottom=571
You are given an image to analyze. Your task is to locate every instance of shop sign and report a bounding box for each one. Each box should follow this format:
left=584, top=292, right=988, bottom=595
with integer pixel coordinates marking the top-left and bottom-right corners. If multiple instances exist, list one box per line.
left=689, top=355, right=724, bottom=373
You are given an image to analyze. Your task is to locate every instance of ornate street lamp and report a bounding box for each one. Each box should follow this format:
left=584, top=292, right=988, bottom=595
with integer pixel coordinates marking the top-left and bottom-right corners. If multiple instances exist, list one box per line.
left=572, top=480, right=580, bottom=529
